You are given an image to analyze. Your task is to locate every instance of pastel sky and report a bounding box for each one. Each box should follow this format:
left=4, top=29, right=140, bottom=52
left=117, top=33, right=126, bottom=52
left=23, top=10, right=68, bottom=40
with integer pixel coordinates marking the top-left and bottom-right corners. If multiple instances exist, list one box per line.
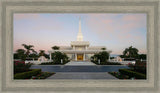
left=14, top=13, right=147, bottom=55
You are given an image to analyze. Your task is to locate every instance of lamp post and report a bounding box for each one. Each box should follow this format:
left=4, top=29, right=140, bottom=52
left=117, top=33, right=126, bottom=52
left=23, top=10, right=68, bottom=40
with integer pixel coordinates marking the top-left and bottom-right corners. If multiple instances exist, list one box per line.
left=98, top=59, right=100, bottom=64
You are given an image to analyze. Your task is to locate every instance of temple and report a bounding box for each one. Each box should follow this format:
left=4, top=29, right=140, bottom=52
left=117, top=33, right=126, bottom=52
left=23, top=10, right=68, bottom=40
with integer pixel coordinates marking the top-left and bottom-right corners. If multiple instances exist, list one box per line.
left=48, top=17, right=111, bottom=61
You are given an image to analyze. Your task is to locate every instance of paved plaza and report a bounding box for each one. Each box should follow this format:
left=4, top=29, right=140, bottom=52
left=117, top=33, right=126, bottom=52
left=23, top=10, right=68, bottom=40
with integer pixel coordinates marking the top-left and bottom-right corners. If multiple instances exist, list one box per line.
left=47, top=72, right=118, bottom=79
left=30, top=62, right=129, bottom=79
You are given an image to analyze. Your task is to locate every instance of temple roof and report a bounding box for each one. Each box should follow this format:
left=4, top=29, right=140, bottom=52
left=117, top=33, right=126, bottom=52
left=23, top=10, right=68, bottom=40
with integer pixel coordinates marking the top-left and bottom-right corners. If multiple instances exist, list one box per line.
left=71, top=41, right=90, bottom=46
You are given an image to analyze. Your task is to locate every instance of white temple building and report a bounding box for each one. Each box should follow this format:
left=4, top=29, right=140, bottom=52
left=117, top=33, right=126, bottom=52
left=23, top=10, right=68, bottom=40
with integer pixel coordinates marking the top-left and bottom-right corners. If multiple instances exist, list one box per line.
left=48, top=17, right=111, bottom=61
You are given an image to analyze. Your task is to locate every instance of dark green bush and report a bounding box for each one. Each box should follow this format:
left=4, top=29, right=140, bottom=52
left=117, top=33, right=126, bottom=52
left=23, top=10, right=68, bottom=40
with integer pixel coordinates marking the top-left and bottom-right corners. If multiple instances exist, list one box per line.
left=119, top=69, right=146, bottom=79
left=14, top=69, right=41, bottom=79
left=91, top=51, right=109, bottom=62
left=40, top=62, right=54, bottom=65
left=93, top=61, right=121, bottom=65
left=109, top=72, right=129, bottom=79
left=40, top=62, right=67, bottom=65
left=51, top=52, right=70, bottom=64
left=14, top=61, right=33, bottom=74
left=128, top=61, right=146, bottom=74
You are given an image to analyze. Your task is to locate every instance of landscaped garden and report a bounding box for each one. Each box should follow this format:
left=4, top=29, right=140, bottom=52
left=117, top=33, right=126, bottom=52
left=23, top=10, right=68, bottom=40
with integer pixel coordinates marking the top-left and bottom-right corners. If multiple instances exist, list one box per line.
left=92, top=61, right=122, bottom=65
left=90, top=51, right=122, bottom=65
left=14, top=60, right=54, bottom=79
left=108, top=60, right=146, bottom=79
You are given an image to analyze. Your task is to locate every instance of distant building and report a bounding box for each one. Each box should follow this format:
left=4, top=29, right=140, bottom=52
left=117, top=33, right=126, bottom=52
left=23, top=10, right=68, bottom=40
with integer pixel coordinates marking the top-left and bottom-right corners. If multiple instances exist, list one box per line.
left=112, top=56, right=123, bottom=62
left=48, top=17, right=111, bottom=61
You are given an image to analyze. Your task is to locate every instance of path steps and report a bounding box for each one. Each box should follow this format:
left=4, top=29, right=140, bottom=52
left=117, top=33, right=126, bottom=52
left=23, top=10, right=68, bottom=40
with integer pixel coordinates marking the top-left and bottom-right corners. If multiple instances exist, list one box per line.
left=65, top=61, right=96, bottom=66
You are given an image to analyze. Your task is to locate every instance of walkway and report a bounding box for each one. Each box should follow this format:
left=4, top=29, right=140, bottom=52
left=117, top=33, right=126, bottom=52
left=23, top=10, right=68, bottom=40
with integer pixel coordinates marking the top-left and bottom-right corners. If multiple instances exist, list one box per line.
left=30, top=64, right=129, bottom=79
left=30, top=65, right=129, bottom=72
left=47, top=72, right=118, bottom=79
left=65, top=61, right=96, bottom=66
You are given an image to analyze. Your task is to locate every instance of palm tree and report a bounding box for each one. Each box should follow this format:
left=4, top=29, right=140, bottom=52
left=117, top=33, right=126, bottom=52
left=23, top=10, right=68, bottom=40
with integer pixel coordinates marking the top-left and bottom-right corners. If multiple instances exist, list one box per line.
left=39, top=50, right=45, bottom=56
left=16, top=49, right=26, bottom=61
left=16, top=49, right=26, bottom=54
left=29, top=50, right=38, bottom=60
left=22, top=44, right=34, bottom=57
left=52, top=46, right=60, bottom=50
left=123, top=46, right=139, bottom=58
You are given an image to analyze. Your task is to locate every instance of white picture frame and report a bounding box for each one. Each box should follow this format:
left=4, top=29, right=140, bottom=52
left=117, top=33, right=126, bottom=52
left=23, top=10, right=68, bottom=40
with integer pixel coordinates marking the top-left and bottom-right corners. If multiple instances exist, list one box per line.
left=0, top=0, right=159, bottom=93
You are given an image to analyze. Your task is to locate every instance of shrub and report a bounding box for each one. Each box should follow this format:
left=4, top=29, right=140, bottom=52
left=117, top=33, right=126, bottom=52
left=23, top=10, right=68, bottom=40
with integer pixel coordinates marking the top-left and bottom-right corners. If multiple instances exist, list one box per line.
left=40, top=62, right=54, bottom=65
left=14, top=69, right=41, bottom=79
left=31, top=72, right=55, bottom=79
left=40, top=61, right=68, bottom=65
left=91, top=51, right=109, bottom=62
left=109, top=72, right=129, bottom=79
left=51, top=52, right=70, bottom=64
left=92, top=61, right=121, bottom=65
left=119, top=69, right=146, bottom=79
left=134, top=61, right=146, bottom=74
left=14, top=61, right=33, bottom=74
left=127, top=61, right=146, bottom=74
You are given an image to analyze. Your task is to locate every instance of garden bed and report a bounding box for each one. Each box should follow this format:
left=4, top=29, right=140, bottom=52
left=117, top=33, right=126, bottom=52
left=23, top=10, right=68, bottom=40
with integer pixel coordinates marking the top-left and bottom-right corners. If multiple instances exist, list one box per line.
left=119, top=69, right=146, bottom=79
left=14, top=69, right=55, bottom=79
left=109, top=69, right=146, bottom=79
left=14, top=69, right=41, bottom=79
left=40, top=62, right=68, bottom=65
left=30, top=72, right=55, bottom=79
left=92, top=61, right=122, bottom=65
left=108, top=72, right=130, bottom=79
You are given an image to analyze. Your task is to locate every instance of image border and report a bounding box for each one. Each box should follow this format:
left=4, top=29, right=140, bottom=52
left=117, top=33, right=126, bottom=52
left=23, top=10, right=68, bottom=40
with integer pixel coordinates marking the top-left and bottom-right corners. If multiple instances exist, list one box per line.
left=0, top=0, right=159, bottom=93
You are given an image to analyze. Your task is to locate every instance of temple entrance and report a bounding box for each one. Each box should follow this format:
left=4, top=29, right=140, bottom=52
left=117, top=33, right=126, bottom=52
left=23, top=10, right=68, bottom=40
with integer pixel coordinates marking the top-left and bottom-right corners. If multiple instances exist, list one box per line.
left=77, top=54, right=83, bottom=61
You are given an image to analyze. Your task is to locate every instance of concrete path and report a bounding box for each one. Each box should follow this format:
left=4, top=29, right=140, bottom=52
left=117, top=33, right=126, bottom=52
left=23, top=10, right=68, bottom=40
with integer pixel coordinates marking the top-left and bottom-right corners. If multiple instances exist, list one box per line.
left=30, top=65, right=129, bottom=72
left=47, top=72, right=118, bottom=79
left=65, top=61, right=96, bottom=66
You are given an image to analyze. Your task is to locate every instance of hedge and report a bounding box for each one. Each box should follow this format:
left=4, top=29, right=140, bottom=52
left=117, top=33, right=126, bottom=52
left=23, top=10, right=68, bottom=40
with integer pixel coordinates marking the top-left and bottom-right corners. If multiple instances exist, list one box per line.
left=119, top=69, right=146, bottom=79
left=14, top=69, right=41, bottom=79
left=93, top=61, right=121, bottom=65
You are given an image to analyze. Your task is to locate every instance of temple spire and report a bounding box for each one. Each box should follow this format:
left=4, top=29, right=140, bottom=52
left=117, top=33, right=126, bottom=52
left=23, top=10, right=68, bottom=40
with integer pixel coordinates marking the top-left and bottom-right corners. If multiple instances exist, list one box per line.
left=77, top=17, right=83, bottom=41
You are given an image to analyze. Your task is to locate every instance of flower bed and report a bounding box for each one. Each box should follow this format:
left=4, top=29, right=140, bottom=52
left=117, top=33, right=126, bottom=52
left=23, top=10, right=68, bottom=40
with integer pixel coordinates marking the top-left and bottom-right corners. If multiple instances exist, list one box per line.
left=31, top=72, right=55, bottom=79
left=40, top=62, right=67, bottom=65
left=14, top=69, right=41, bottom=79
left=14, top=60, right=33, bottom=74
left=119, top=69, right=146, bottom=79
left=128, top=61, right=146, bottom=74
left=108, top=72, right=130, bottom=79
left=92, top=61, right=122, bottom=65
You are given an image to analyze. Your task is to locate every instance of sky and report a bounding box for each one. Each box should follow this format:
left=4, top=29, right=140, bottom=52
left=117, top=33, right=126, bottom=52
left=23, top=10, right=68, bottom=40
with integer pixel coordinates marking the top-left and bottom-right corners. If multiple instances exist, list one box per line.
left=14, top=13, right=147, bottom=55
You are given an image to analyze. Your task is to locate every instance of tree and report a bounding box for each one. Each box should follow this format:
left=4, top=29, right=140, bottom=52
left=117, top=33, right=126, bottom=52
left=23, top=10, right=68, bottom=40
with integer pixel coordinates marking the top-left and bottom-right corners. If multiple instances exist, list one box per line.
left=15, top=49, right=26, bottom=61
left=29, top=50, right=38, bottom=60
left=138, top=54, right=147, bottom=60
left=91, top=51, right=109, bottom=62
left=101, top=48, right=106, bottom=50
left=22, top=44, right=34, bottom=57
left=51, top=52, right=69, bottom=64
left=123, top=46, right=139, bottom=58
left=38, top=50, right=49, bottom=59
left=52, top=46, right=60, bottom=50
left=39, top=50, right=45, bottom=56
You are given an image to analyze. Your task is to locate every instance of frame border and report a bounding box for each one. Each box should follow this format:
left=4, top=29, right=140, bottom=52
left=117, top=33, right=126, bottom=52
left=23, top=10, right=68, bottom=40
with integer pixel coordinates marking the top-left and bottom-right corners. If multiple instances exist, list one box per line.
left=0, top=0, right=159, bottom=93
